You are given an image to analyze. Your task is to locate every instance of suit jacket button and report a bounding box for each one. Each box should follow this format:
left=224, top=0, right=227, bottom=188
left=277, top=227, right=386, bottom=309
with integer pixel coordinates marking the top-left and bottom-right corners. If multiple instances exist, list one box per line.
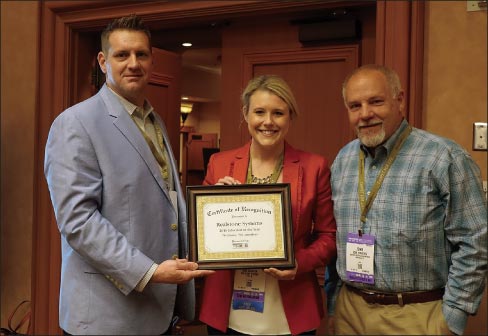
left=172, top=254, right=178, bottom=260
left=171, top=223, right=178, bottom=231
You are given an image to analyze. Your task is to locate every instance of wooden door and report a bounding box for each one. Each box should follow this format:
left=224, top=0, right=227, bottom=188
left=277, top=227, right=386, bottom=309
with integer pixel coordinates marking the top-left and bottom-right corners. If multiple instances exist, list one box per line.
left=221, top=20, right=359, bottom=163
left=247, top=48, right=358, bottom=163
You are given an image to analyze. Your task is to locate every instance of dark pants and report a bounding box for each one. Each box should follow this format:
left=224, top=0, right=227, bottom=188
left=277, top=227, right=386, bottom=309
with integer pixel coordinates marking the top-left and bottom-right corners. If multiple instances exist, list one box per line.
left=207, top=325, right=316, bottom=335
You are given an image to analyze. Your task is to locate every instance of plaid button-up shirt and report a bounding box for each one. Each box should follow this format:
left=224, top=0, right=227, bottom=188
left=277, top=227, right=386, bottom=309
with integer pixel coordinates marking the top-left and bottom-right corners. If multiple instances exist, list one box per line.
left=330, top=119, right=487, bottom=335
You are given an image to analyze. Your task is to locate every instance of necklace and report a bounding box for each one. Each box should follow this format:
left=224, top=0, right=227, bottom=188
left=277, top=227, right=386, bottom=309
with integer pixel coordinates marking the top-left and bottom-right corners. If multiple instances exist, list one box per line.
left=246, top=152, right=284, bottom=184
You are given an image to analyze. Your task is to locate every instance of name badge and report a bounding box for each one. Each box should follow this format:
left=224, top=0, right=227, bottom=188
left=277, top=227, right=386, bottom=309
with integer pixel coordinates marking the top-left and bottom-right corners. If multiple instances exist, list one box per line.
left=232, top=269, right=265, bottom=313
left=346, top=233, right=375, bottom=284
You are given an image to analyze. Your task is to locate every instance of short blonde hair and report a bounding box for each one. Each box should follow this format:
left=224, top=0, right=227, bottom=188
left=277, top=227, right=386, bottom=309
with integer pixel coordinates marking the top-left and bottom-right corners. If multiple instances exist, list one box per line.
left=241, top=75, right=299, bottom=120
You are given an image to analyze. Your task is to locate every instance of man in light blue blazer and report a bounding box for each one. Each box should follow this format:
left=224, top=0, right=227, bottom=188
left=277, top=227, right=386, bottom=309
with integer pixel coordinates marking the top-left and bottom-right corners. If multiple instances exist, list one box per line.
left=44, top=15, right=213, bottom=335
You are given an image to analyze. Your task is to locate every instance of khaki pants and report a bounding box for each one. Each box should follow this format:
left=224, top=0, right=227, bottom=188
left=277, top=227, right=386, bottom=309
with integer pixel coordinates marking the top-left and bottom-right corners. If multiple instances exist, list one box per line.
left=335, top=285, right=452, bottom=335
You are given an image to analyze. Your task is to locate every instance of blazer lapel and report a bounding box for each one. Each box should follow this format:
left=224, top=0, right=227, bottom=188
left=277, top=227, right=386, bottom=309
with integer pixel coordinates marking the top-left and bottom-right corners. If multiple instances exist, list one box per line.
left=100, top=86, right=171, bottom=198
left=282, top=142, right=301, bottom=238
left=232, top=142, right=251, bottom=183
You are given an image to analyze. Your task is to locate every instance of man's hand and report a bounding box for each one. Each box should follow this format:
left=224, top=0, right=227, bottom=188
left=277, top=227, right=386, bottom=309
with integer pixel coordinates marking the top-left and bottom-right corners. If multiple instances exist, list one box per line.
left=150, top=259, right=214, bottom=284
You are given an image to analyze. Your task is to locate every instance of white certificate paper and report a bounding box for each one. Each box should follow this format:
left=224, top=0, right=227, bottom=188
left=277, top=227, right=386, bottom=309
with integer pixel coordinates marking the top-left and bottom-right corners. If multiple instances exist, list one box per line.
left=203, top=201, right=279, bottom=254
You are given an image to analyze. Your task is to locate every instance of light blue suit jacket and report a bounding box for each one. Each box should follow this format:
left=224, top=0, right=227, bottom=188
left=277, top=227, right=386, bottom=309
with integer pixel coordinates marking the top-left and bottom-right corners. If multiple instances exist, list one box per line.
left=44, top=84, right=194, bottom=335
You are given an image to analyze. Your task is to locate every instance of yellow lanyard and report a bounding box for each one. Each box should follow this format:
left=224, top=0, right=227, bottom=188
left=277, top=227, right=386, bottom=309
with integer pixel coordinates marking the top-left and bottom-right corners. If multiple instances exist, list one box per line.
left=358, top=125, right=412, bottom=235
left=130, top=113, right=170, bottom=187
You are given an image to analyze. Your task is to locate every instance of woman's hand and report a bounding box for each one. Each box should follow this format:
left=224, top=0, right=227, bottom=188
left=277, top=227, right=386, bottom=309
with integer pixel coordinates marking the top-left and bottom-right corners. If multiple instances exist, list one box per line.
left=216, top=176, right=241, bottom=185
left=263, top=261, right=298, bottom=280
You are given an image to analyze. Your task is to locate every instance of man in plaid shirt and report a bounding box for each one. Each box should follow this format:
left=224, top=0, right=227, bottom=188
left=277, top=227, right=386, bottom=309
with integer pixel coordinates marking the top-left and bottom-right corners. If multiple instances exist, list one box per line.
left=328, top=64, right=486, bottom=335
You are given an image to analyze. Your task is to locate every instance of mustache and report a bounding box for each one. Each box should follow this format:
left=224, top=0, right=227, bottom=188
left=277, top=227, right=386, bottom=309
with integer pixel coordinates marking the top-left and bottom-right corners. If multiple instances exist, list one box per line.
left=358, top=121, right=383, bottom=128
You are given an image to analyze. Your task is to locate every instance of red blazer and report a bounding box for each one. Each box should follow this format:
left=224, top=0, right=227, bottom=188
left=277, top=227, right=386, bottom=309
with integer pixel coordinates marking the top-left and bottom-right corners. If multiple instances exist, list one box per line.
left=198, top=141, right=336, bottom=335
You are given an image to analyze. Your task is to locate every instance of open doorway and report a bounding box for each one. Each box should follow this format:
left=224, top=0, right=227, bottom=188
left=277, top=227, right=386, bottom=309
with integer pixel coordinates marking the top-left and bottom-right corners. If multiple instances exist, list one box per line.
left=178, top=45, right=221, bottom=188
left=151, top=23, right=224, bottom=188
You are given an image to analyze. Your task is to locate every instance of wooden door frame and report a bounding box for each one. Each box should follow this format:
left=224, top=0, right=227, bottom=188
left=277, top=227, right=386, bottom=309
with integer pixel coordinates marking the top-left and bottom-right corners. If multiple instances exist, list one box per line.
left=33, top=1, right=424, bottom=334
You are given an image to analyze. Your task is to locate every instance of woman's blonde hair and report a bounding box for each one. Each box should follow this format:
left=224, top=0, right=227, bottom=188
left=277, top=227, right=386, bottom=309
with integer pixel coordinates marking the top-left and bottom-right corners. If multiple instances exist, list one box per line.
left=241, top=75, right=299, bottom=120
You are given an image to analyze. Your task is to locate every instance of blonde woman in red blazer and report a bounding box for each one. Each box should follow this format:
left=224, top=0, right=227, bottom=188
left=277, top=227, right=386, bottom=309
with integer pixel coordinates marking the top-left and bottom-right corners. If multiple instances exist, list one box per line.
left=198, top=75, right=336, bottom=335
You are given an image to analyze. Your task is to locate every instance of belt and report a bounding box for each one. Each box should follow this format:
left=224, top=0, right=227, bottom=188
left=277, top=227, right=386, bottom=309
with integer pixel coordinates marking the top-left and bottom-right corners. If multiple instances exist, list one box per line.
left=346, top=284, right=444, bottom=306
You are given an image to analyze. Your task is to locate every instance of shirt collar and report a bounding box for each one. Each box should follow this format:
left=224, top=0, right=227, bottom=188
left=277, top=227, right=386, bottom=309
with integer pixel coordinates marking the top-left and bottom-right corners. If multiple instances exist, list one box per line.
left=360, top=119, right=409, bottom=157
left=106, top=86, right=154, bottom=119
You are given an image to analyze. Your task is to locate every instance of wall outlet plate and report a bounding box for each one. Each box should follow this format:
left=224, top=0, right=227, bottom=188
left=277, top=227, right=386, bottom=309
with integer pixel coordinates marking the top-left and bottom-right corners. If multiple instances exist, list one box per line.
left=473, top=122, right=487, bottom=151
left=467, top=0, right=487, bottom=11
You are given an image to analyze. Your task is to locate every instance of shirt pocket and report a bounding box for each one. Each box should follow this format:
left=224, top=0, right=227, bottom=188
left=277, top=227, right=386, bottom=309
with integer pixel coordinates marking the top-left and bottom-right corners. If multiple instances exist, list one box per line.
left=378, top=167, right=439, bottom=246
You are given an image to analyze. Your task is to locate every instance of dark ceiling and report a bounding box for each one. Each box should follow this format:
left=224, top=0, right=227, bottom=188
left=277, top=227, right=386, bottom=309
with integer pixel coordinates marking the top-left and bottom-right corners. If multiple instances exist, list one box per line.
left=151, top=21, right=226, bottom=53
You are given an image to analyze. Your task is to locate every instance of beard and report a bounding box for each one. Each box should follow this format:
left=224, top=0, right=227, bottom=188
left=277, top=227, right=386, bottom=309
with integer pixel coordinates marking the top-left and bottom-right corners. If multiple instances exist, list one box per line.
left=357, top=124, right=386, bottom=148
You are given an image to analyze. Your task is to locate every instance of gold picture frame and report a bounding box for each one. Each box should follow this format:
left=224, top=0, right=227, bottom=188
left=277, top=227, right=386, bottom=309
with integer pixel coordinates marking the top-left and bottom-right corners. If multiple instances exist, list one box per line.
left=186, top=183, right=295, bottom=270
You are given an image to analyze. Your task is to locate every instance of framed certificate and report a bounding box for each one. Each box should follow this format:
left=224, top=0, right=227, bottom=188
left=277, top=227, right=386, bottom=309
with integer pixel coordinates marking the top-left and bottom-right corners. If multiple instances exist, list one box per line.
left=186, top=183, right=295, bottom=270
